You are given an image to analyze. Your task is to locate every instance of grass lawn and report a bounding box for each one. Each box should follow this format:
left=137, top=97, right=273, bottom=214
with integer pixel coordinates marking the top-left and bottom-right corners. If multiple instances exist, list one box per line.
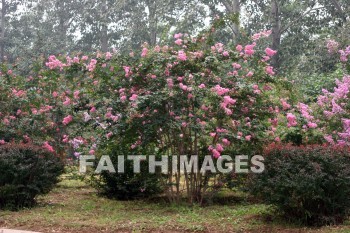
left=1, top=178, right=350, bottom=233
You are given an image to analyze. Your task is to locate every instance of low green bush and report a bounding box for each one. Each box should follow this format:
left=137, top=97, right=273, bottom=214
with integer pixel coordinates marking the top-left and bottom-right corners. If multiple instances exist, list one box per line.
left=247, top=144, right=350, bottom=226
left=91, top=143, right=164, bottom=200
left=0, top=143, right=64, bottom=210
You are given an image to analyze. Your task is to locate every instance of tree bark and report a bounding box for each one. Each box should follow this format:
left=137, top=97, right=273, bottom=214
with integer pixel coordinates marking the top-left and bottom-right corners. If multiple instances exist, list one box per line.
left=0, top=0, right=6, bottom=62
left=59, top=15, right=67, bottom=51
left=270, top=0, right=281, bottom=71
left=101, top=0, right=108, bottom=52
left=147, top=0, right=157, bottom=46
left=221, top=0, right=240, bottom=42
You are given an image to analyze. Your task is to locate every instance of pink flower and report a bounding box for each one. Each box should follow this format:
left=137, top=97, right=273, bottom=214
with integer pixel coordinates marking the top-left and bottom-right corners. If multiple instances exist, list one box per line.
left=154, top=45, right=161, bottom=52
left=3, top=118, right=10, bottom=125
left=62, top=115, right=73, bottom=125
left=222, top=51, right=229, bottom=57
left=212, top=149, right=221, bottom=158
left=62, top=135, right=69, bottom=143
left=286, top=113, right=297, bottom=127
left=87, top=59, right=97, bottom=72
left=216, top=144, right=224, bottom=152
left=179, top=83, right=188, bottom=91
left=224, top=108, right=233, bottom=115
left=74, top=90, right=80, bottom=99
left=43, top=141, right=55, bottom=153
left=175, top=39, right=183, bottom=45
left=236, top=45, right=243, bottom=52
left=167, top=78, right=174, bottom=88
left=46, top=55, right=63, bottom=70
left=326, top=39, right=339, bottom=54
left=198, top=84, right=206, bottom=89
left=73, top=57, right=80, bottom=63
left=245, top=135, right=252, bottom=141
left=89, top=149, right=95, bottom=155
left=222, top=96, right=236, bottom=107
left=123, top=66, right=131, bottom=77
left=105, top=52, right=112, bottom=60
left=232, top=63, right=241, bottom=69
left=213, top=85, right=230, bottom=96
left=265, top=66, right=275, bottom=75
left=90, top=107, right=96, bottom=113
left=307, top=122, right=318, bottom=128
left=174, top=33, right=183, bottom=39
left=129, top=94, right=138, bottom=101
left=120, top=95, right=127, bottom=102
left=222, top=138, right=231, bottom=146
left=63, top=97, right=71, bottom=106
left=141, top=47, right=148, bottom=57
left=52, top=91, right=58, bottom=98
left=246, top=71, right=254, bottom=77
left=281, top=99, right=291, bottom=110
left=177, top=50, right=187, bottom=61
left=106, top=132, right=113, bottom=139
left=0, top=140, right=5, bottom=145
left=265, top=48, right=277, bottom=57
left=324, top=135, right=335, bottom=144
left=244, top=44, right=256, bottom=55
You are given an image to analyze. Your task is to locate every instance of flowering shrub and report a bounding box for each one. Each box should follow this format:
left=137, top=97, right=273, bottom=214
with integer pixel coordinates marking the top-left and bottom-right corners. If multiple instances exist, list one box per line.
left=0, top=25, right=281, bottom=202
left=281, top=44, right=350, bottom=147
left=248, top=144, right=350, bottom=226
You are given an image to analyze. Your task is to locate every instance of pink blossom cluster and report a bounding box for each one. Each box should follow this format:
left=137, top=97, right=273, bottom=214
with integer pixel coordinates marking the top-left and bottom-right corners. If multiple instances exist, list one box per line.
left=298, top=103, right=317, bottom=129
left=326, top=39, right=339, bottom=54
left=177, top=50, right=187, bottom=61
left=45, top=55, right=64, bottom=70
left=286, top=113, right=298, bottom=128
left=339, top=45, right=350, bottom=62
left=86, top=59, right=97, bottom=72
left=315, top=75, right=350, bottom=145
left=251, top=30, right=272, bottom=41
left=213, top=85, right=230, bottom=96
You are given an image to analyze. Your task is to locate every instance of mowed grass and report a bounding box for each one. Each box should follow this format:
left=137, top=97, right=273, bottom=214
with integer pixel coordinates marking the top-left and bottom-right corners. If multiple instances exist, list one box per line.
left=1, top=178, right=350, bottom=233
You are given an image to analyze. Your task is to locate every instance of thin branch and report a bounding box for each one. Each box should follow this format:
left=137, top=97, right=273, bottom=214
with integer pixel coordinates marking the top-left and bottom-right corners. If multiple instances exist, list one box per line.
left=329, top=0, right=343, bottom=14
left=280, top=6, right=325, bottom=34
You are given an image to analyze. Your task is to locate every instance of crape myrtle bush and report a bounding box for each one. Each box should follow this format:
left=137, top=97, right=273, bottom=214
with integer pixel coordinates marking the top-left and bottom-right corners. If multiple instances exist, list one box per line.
left=35, top=27, right=280, bottom=202
left=247, top=144, right=350, bottom=226
left=0, top=143, right=64, bottom=210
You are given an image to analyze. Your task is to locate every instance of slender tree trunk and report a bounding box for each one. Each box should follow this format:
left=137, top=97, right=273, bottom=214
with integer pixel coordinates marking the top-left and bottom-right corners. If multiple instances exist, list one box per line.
left=221, top=0, right=240, bottom=42
left=0, top=0, right=6, bottom=62
left=101, top=0, right=108, bottom=52
left=59, top=17, right=67, bottom=52
left=147, top=0, right=157, bottom=46
left=270, top=0, right=281, bottom=71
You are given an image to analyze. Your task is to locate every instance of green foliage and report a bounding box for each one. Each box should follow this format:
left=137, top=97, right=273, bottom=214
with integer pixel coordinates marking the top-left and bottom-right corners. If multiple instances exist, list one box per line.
left=90, top=142, right=164, bottom=200
left=248, top=144, right=350, bottom=226
left=0, top=143, right=64, bottom=210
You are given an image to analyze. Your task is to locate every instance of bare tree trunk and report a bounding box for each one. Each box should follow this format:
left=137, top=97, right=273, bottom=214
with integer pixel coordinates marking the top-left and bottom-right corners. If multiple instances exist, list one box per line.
left=0, top=0, right=6, bottom=62
left=101, top=0, right=108, bottom=52
left=147, top=0, right=157, bottom=46
left=221, top=0, right=240, bottom=42
left=270, top=0, right=281, bottom=71
left=59, top=17, right=67, bottom=52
